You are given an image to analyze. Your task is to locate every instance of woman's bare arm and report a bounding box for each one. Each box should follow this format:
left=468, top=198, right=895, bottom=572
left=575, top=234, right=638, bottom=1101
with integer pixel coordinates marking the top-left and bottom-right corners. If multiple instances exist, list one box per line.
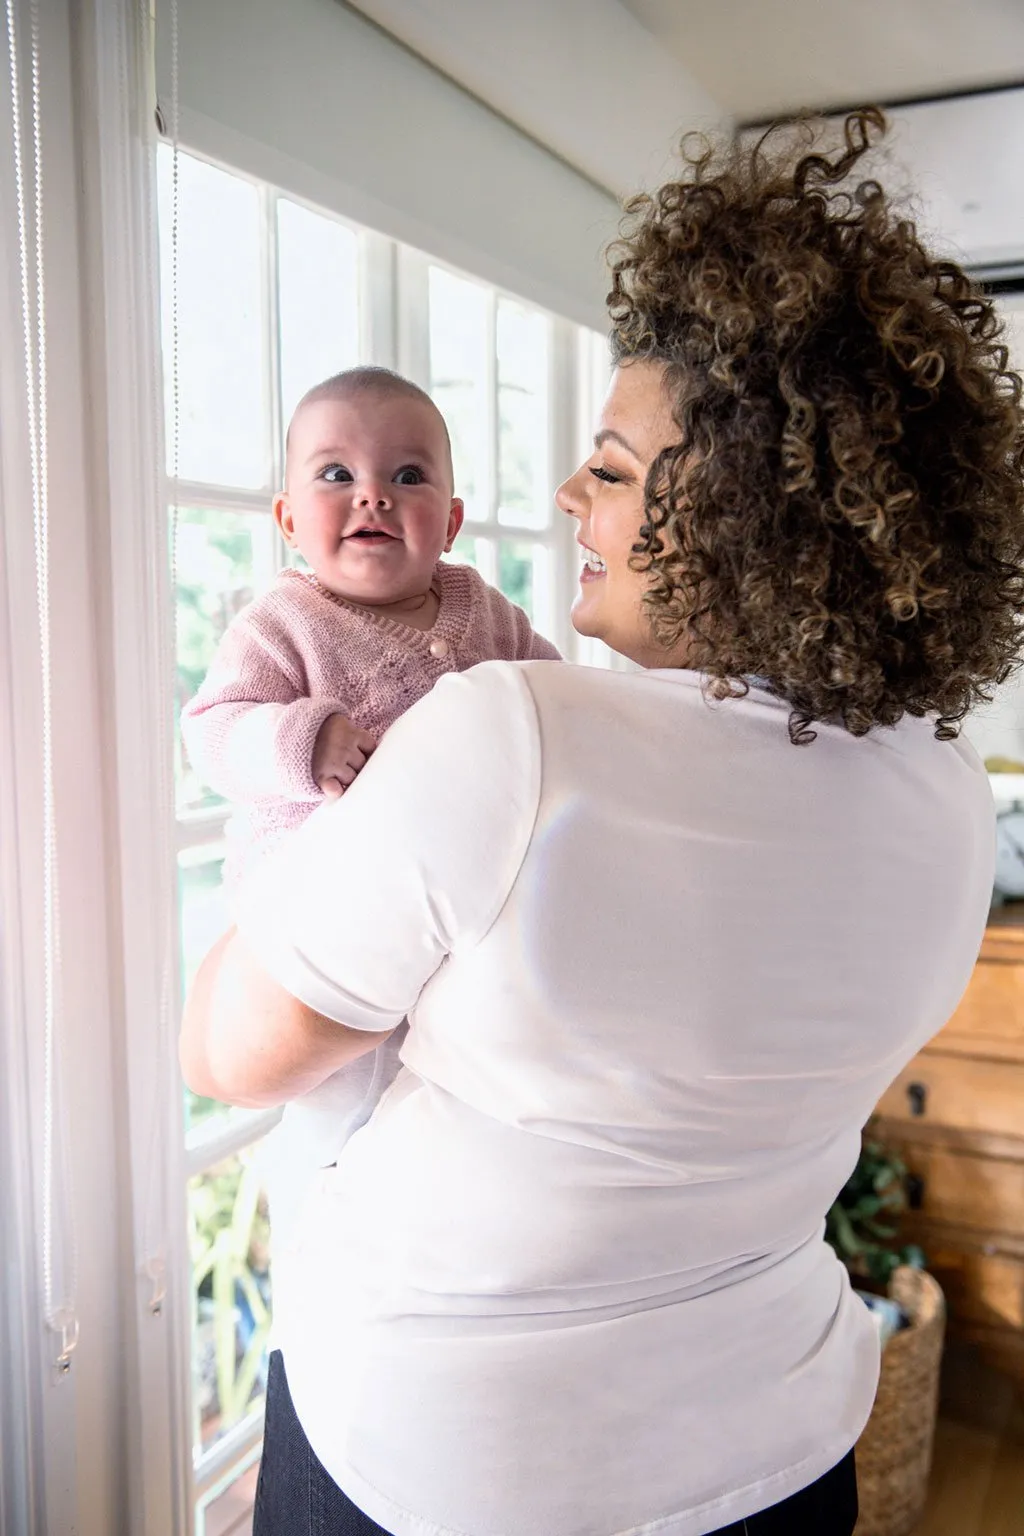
left=179, top=926, right=393, bottom=1109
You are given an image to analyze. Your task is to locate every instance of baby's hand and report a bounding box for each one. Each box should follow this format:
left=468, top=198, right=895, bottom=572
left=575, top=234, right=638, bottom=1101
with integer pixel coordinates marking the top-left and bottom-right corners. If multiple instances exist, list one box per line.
left=311, top=714, right=376, bottom=799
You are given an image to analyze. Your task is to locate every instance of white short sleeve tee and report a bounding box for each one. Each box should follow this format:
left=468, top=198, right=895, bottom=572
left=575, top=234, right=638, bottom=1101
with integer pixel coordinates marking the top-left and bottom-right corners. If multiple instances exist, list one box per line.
left=238, top=659, right=995, bottom=1536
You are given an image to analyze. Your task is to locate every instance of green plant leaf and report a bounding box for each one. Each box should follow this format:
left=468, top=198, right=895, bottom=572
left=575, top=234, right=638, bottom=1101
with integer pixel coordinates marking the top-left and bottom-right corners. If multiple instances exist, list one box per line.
left=866, top=1249, right=900, bottom=1284
left=829, top=1202, right=865, bottom=1255
left=861, top=1218, right=898, bottom=1240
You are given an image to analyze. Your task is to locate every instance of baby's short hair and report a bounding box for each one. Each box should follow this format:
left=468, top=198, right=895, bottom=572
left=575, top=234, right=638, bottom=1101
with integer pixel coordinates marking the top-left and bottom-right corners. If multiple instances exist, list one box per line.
left=297, top=365, right=435, bottom=416
left=286, top=366, right=452, bottom=471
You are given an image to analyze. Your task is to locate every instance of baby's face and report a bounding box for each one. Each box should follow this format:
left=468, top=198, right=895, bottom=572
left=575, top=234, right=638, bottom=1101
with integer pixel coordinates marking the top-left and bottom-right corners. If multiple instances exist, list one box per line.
left=275, top=394, right=463, bottom=608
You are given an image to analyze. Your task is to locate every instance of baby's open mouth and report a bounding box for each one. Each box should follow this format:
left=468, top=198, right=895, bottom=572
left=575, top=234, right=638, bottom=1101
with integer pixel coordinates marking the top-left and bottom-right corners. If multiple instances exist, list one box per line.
left=347, top=528, right=398, bottom=541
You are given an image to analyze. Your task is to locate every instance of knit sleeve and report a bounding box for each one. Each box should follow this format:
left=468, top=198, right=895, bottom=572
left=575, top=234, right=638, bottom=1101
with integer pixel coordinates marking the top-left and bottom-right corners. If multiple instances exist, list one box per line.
left=181, top=614, right=350, bottom=805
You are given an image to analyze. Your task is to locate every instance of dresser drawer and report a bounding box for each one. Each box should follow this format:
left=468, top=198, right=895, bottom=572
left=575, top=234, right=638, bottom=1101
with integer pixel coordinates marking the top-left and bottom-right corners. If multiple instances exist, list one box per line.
left=925, top=1243, right=1024, bottom=1331
left=885, top=1141, right=1024, bottom=1240
left=937, top=924, right=1024, bottom=1062
left=951, top=1321, right=1024, bottom=1386
left=875, top=1053, right=1024, bottom=1141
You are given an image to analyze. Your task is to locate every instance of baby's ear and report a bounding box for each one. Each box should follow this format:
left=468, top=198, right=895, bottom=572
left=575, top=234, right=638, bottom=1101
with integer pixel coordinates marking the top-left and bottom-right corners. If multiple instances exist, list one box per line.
left=273, top=491, right=297, bottom=546
left=444, top=497, right=465, bottom=552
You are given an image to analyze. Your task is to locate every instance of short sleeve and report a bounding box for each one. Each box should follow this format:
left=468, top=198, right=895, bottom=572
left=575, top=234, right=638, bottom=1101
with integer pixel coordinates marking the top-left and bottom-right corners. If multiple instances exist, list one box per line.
left=235, top=661, right=542, bottom=1031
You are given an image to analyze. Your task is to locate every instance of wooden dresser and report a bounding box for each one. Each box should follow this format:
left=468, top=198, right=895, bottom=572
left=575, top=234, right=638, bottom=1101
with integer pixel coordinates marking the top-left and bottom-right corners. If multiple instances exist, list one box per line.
left=874, top=908, right=1024, bottom=1384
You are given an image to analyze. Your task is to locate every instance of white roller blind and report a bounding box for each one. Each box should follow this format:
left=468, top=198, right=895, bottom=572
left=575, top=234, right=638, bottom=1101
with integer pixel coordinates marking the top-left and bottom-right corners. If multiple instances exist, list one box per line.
left=155, top=0, right=621, bottom=331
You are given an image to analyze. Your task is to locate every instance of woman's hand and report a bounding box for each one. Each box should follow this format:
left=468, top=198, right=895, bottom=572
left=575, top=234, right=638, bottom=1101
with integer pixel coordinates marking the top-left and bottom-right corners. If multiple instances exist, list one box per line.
left=179, top=926, right=393, bottom=1108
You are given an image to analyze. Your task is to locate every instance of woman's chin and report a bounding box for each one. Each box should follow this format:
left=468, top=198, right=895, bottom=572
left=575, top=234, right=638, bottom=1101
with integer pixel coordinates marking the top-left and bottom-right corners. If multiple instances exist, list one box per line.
left=570, top=588, right=606, bottom=639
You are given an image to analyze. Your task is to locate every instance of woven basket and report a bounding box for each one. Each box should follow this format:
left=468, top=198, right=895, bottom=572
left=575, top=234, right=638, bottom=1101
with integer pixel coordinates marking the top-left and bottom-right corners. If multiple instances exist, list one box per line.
left=854, top=1266, right=946, bottom=1536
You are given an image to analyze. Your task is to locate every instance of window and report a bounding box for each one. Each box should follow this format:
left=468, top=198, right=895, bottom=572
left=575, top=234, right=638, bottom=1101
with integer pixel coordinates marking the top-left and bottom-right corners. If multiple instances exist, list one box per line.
left=157, top=143, right=606, bottom=1529
left=427, top=267, right=556, bottom=634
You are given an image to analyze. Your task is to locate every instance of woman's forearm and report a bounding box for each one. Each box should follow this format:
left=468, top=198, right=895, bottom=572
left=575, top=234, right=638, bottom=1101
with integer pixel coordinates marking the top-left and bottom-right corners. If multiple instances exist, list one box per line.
left=179, top=926, right=393, bottom=1109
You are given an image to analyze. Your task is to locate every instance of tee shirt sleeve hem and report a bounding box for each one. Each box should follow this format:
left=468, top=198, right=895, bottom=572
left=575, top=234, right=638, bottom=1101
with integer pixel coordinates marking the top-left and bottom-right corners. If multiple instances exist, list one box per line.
left=235, top=874, right=405, bottom=1033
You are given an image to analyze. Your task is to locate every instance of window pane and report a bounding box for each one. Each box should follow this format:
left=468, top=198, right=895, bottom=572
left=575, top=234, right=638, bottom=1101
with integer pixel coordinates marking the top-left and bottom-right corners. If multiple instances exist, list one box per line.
left=499, top=540, right=554, bottom=638
left=497, top=300, right=550, bottom=530
left=278, top=200, right=360, bottom=426
left=176, top=507, right=275, bottom=814
left=158, top=147, right=267, bottom=488
left=429, top=267, right=490, bottom=521
left=179, top=849, right=229, bottom=993
left=196, top=1451, right=259, bottom=1536
left=190, top=1143, right=272, bottom=1455
left=445, top=535, right=495, bottom=586
left=499, top=540, right=533, bottom=619
left=179, top=849, right=230, bottom=1133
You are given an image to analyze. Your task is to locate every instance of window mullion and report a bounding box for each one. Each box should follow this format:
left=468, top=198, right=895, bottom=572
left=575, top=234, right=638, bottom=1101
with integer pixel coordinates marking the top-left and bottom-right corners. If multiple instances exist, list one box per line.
left=263, top=186, right=290, bottom=574
left=171, top=482, right=272, bottom=516
left=266, top=188, right=285, bottom=493
left=361, top=230, right=398, bottom=370
left=459, top=519, right=560, bottom=545
left=175, top=808, right=229, bottom=855
left=193, top=1412, right=264, bottom=1501
left=486, top=289, right=499, bottom=526
left=548, top=317, right=581, bottom=659
left=185, top=1107, right=284, bottom=1178
left=396, top=244, right=431, bottom=387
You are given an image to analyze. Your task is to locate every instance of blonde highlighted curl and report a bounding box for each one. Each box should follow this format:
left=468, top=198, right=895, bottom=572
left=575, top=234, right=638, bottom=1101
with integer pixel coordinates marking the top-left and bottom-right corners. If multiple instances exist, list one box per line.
left=609, top=108, right=1024, bottom=742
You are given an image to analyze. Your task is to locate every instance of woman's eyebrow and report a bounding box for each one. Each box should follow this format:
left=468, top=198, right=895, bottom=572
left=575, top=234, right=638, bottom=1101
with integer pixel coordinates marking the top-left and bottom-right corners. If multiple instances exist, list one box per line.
left=594, top=428, right=641, bottom=460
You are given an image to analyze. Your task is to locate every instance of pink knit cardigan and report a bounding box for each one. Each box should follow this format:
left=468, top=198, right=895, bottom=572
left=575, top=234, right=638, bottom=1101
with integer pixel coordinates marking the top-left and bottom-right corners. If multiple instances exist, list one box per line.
left=182, top=562, right=560, bottom=890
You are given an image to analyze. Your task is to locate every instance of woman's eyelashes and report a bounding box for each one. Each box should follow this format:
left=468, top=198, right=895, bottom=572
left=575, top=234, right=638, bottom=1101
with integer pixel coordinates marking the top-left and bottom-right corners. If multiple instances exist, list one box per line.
left=589, top=463, right=627, bottom=485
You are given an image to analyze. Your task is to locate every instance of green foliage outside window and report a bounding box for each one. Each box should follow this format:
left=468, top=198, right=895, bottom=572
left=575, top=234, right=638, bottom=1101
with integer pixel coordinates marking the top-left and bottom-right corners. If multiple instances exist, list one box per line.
left=190, top=1154, right=272, bottom=1443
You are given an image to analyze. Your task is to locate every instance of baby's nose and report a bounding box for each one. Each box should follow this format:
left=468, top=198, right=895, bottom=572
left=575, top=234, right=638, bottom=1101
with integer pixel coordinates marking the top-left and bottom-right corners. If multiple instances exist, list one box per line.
left=357, top=481, right=392, bottom=508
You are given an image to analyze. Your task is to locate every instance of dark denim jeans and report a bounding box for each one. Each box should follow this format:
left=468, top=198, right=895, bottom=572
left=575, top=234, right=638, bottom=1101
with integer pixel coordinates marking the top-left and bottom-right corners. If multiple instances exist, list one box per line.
left=253, top=1350, right=858, bottom=1536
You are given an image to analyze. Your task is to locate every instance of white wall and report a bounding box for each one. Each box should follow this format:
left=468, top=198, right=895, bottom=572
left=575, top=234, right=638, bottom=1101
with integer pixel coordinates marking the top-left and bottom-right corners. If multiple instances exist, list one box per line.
left=155, top=0, right=622, bottom=332
left=346, top=0, right=726, bottom=196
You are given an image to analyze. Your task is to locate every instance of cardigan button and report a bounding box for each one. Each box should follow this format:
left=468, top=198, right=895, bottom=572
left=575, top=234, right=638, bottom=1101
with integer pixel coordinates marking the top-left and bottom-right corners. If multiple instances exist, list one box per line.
left=429, top=637, right=449, bottom=659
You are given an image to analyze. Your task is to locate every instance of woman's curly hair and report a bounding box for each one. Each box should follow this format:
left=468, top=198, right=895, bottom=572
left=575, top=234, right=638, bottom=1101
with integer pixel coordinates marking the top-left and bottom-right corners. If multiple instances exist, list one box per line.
left=608, top=107, right=1024, bottom=742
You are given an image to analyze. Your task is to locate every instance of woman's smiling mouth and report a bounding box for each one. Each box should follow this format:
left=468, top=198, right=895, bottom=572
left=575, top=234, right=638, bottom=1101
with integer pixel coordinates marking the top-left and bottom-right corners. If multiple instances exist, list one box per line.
left=580, top=543, right=606, bottom=581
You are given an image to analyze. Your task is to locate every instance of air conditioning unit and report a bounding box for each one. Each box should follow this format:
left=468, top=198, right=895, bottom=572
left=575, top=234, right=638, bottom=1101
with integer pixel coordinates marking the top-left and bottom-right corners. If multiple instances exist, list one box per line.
left=835, top=87, right=1024, bottom=282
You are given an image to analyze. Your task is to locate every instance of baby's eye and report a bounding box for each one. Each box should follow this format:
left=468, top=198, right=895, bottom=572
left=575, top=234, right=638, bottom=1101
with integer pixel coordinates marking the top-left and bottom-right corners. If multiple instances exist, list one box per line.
left=321, top=463, right=353, bottom=484
left=394, top=465, right=425, bottom=486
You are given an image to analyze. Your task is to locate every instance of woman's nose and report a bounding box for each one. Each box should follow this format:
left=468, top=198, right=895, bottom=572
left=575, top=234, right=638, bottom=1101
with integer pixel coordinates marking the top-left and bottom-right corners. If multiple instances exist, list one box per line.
left=555, top=465, right=588, bottom=520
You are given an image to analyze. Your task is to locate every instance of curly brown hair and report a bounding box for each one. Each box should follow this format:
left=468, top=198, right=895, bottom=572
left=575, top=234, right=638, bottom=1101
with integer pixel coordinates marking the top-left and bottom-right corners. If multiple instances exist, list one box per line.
left=608, top=107, right=1024, bottom=742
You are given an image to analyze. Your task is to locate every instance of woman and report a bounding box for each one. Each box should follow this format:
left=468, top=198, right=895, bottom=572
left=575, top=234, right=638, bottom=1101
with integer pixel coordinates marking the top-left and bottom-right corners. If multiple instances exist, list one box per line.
left=181, top=111, right=1024, bottom=1536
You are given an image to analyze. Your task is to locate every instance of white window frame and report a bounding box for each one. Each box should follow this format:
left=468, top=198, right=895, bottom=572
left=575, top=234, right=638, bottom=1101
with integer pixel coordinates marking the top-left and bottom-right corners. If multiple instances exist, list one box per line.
left=0, top=5, right=613, bottom=1533
left=160, top=143, right=605, bottom=1529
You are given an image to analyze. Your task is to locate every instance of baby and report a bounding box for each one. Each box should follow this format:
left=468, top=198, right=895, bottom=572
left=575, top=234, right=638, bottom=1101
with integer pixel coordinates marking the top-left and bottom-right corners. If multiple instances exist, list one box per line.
left=183, top=366, right=559, bottom=1210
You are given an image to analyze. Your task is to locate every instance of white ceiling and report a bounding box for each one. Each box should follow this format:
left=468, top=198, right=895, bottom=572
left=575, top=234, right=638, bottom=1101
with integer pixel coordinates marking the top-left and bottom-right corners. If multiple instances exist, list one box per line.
left=622, top=0, right=1024, bottom=121
left=346, top=0, right=1024, bottom=266
left=345, top=0, right=724, bottom=196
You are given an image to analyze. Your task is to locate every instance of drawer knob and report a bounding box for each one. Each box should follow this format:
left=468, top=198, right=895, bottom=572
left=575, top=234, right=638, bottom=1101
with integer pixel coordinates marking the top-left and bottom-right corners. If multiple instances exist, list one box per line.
left=907, top=1081, right=928, bottom=1117
left=906, top=1173, right=926, bottom=1210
